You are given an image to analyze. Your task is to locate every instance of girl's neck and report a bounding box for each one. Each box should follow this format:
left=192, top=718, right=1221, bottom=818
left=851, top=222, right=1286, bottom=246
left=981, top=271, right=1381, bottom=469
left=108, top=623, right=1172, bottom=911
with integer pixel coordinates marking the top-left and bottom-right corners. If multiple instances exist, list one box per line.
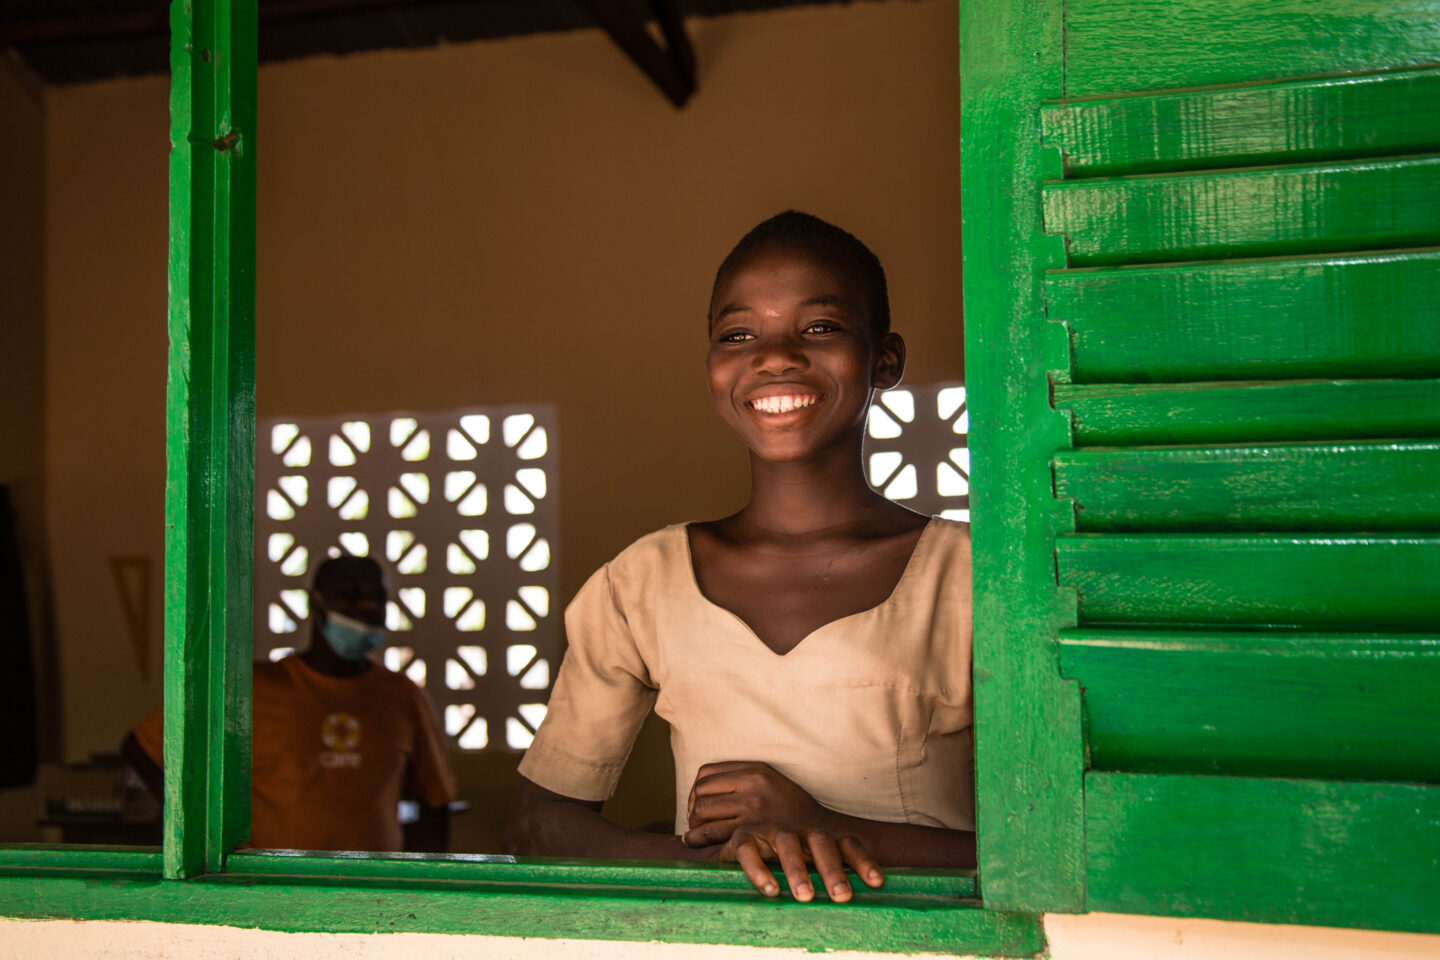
left=738, top=446, right=895, bottom=539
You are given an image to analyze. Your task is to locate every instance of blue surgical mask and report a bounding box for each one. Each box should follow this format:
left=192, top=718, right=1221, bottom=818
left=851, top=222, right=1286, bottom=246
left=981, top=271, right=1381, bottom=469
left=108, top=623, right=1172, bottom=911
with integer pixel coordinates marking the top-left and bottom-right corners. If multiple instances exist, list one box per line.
left=321, top=609, right=387, bottom=661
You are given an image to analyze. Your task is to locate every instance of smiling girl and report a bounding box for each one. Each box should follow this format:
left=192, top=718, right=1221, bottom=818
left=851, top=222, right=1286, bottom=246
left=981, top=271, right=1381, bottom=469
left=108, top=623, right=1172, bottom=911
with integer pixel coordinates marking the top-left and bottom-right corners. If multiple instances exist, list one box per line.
left=505, top=212, right=975, bottom=902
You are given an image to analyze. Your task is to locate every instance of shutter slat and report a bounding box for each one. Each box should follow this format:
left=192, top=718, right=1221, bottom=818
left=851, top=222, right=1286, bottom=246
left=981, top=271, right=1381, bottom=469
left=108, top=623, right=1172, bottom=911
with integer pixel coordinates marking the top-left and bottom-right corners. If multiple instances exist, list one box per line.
left=1043, top=66, right=1440, bottom=177
left=1085, top=772, right=1440, bottom=934
left=1064, top=0, right=1440, bottom=97
left=1043, top=155, right=1440, bottom=266
left=1053, top=378, right=1440, bottom=446
left=1056, top=534, right=1440, bottom=629
left=1047, top=249, right=1440, bottom=382
left=1054, top=440, right=1440, bottom=532
left=1058, top=629, right=1440, bottom=781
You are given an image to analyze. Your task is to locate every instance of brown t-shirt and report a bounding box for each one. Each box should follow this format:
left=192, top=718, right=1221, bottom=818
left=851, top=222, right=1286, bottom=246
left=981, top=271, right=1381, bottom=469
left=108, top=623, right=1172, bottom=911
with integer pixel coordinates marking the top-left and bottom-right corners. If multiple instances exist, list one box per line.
left=519, top=518, right=975, bottom=833
left=133, top=656, right=456, bottom=851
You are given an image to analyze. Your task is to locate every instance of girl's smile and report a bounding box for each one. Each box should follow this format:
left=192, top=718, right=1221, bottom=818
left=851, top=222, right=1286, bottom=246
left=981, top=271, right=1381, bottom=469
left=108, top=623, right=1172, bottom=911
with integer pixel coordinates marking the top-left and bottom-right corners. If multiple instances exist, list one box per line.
left=748, top=393, right=822, bottom=415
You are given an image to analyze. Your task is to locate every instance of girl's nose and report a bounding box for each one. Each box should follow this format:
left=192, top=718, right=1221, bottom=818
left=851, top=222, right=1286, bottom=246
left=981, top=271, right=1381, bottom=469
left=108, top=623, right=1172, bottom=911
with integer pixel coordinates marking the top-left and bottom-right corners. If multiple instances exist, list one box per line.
left=751, top=334, right=807, bottom=373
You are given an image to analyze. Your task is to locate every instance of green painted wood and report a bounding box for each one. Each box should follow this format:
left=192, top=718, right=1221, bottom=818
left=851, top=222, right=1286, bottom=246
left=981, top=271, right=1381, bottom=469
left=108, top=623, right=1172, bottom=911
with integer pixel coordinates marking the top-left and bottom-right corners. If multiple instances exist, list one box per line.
left=1044, top=155, right=1440, bottom=267
left=1064, top=0, right=1440, bottom=98
left=1049, top=0, right=1440, bottom=937
left=1084, top=772, right=1440, bottom=933
left=962, top=0, right=1086, bottom=915
left=165, top=0, right=256, bottom=879
left=0, top=846, right=163, bottom=875
left=1053, top=378, right=1440, bottom=446
left=1058, top=630, right=1440, bottom=781
left=1044, top=66, right=1440, bottom=177
left=1054, top=440, right=1440, bottom=533
left=1047, top=250, right=1440, bottom=382
left=234, top=852, right=978, bottom=898
left=1057, top=534, right=1440, bottom=629
left=0, top=871, right=1043, bottom=956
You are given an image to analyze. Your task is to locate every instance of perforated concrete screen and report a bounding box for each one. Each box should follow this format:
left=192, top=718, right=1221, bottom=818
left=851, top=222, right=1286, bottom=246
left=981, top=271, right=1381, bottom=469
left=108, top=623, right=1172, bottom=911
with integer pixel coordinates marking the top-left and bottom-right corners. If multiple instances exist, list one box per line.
left=255, top=406, right=558, bottom=752
left=867, top=382, right=970, bottom=522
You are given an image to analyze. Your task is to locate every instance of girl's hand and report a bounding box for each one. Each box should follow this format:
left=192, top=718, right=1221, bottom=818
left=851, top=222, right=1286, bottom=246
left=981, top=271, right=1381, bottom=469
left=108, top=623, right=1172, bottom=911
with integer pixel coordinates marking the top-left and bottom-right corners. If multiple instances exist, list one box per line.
left=683, top=761, right=884, bottom=901
left=685, top=760, right=823, bottom=839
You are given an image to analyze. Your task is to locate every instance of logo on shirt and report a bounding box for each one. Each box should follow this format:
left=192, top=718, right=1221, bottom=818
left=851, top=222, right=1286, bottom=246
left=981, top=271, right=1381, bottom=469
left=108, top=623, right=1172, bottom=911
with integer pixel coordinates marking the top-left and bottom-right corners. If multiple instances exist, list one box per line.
left=320, top=712, right=361, bottom=768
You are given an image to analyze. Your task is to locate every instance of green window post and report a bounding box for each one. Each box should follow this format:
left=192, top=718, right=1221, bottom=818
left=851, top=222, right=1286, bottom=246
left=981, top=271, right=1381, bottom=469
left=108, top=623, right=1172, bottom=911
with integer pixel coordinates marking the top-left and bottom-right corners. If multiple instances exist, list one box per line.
left=164, top=0, right=257, bottom=879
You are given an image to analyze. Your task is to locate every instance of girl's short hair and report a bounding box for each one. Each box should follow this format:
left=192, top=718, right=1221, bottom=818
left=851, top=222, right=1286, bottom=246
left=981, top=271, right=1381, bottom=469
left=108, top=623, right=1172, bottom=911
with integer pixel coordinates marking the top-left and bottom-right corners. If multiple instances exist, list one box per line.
left=710, top=211, right=890, bottom=336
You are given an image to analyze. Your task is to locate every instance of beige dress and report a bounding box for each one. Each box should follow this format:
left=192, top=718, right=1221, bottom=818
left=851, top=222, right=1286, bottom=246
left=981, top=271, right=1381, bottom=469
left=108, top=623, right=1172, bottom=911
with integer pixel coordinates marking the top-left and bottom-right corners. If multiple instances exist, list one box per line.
left=518, top=517, right=975, bottom=834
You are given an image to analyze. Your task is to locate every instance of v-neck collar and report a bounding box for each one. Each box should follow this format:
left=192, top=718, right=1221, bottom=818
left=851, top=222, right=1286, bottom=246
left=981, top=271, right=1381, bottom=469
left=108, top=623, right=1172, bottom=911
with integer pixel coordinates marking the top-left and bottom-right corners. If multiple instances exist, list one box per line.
left=679, top=517, right=938, bottom=657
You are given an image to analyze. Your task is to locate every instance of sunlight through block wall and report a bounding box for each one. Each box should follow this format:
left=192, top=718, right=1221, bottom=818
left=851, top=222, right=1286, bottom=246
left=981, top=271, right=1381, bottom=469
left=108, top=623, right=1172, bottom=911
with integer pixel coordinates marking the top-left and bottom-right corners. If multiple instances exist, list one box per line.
left=256, top=406, right=558, bottom=752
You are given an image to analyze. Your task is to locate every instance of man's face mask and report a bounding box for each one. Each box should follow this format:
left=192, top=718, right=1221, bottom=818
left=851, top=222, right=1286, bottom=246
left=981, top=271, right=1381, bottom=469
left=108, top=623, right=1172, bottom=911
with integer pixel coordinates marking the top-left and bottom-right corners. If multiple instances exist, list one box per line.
left=321, top=609, right=387, bottom=661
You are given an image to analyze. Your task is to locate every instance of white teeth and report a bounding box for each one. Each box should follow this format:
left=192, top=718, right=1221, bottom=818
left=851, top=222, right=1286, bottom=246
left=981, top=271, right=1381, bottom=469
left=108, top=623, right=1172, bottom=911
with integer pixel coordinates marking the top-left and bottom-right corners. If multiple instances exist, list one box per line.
left=750, top=395, right=819, bottom=414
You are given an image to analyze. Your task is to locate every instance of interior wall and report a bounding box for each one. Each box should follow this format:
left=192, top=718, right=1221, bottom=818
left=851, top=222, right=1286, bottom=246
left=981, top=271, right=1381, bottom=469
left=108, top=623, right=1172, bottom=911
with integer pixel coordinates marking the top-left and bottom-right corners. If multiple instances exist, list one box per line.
left=41, top=0, right=963, bottom=849
left=43, top=66, right=169, bottom=771
left=0, top=51, right=50, bottom=841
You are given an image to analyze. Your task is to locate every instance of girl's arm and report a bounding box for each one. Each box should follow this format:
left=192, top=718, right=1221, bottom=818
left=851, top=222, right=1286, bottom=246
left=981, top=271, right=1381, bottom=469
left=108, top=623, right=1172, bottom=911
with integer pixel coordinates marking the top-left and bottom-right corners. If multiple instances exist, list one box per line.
left=504, top=775, right=701, bottom=862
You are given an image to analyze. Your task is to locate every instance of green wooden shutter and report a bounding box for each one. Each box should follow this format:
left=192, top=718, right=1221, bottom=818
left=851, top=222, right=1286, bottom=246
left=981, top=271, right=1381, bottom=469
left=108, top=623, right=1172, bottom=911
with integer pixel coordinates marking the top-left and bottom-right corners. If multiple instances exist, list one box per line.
left=965, top=0, right=1440, bottom=934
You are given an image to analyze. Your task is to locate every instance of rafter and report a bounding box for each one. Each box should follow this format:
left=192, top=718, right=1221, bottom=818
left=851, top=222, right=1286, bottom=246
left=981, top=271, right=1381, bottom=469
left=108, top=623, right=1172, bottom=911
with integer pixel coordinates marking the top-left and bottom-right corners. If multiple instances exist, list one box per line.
left=578, top=0, right=697, bottom=108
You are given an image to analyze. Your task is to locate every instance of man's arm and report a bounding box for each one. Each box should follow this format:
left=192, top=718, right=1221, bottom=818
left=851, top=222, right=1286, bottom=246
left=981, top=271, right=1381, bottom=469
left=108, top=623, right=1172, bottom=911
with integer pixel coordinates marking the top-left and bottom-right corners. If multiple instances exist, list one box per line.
left=120, top=731, right=164, bottom=802
left=504, top=775, right=702, bottom=861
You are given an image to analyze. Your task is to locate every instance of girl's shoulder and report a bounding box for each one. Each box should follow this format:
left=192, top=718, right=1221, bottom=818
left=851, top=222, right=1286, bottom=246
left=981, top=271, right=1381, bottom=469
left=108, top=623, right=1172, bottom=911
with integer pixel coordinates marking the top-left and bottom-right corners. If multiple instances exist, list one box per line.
left=599, top=523, right=693, bottom=581
left=925, top=514, right=971, bottom=542
left=908, top=515, right=972, bottom=579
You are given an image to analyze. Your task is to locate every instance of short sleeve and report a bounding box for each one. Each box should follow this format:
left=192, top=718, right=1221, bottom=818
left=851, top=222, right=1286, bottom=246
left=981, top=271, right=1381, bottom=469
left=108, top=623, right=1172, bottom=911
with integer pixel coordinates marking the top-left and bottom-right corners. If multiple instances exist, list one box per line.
left=517, top=562, right=657, bottom=802
left=405, top=681, right=458, bottom=808
left=130, top=707, right=164, bottom=765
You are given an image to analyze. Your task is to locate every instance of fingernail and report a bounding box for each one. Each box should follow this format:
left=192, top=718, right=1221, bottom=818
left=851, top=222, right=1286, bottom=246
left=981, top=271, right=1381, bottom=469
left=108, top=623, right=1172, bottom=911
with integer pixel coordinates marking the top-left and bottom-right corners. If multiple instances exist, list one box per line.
left=831, top=884, right=849, bottom=899
left=797, top=883, right=813, bottom=899
left=765, top=883, right=779, bottom=896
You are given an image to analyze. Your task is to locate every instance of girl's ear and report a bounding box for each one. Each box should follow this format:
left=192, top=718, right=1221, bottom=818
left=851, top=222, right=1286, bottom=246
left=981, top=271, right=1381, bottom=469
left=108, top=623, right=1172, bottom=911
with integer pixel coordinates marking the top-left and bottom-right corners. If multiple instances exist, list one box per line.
left=872, top=331, right=906, bottom=390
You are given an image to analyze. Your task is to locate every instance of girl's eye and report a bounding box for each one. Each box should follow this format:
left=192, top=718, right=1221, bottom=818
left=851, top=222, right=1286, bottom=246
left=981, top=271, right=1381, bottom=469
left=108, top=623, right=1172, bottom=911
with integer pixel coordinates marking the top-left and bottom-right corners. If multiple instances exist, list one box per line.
left=805, top=321, right=839, bottom=334
left=718, top=330, right=754, bottom=343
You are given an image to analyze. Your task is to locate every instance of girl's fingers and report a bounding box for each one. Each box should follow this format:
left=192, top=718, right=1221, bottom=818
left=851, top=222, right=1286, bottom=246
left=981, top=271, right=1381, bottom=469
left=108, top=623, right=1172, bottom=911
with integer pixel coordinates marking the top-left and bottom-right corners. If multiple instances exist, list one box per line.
left=839, top=835, right=884, bottom=888
left=804, top=831, right=852, bottom=902
left=682, top=817, right=738, bottom=847
left=735, top=841, right=779, bottom=897
left=688, top=792, right=742, bottom=827
left=689, top=771, right=745, bottom=797
left=770, top=831, right=815, bottom=902
left=695, top=761, right=760, bottom=780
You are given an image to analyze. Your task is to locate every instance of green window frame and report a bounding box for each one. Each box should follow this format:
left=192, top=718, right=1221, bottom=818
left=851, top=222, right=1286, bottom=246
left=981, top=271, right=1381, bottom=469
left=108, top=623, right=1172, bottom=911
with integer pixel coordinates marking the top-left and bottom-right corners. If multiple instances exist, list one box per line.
left=6, top=0, right=1434, bottom=950
left=0, top=1, right=1041, bottom=954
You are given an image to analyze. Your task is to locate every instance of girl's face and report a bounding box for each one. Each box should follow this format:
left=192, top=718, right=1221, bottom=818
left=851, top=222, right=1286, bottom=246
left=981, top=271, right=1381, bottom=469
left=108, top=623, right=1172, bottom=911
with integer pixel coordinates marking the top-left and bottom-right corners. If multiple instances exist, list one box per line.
left=705, top=245, right=903, bottom=465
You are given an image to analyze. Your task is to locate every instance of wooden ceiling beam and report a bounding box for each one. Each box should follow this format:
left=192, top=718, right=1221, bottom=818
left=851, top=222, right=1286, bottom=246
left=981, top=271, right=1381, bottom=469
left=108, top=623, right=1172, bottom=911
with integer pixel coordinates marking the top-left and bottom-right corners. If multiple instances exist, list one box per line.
left=2, top=0, right=698, bottom=108
left=578, top=0, right=696, bottom=108
left=0, top=0, right=509, bottom=47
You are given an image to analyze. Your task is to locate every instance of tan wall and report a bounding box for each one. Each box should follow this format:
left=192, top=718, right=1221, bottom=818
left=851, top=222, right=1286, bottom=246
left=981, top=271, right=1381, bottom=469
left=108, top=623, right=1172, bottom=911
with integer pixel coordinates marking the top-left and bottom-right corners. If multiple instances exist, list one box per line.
left=0, top=51, right=49, bottom=841
left=41, top=0, right=963, bottom=848
left=43, top=68, right=170, bottom=774
left=5, top=912, right=1439, bottom=959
